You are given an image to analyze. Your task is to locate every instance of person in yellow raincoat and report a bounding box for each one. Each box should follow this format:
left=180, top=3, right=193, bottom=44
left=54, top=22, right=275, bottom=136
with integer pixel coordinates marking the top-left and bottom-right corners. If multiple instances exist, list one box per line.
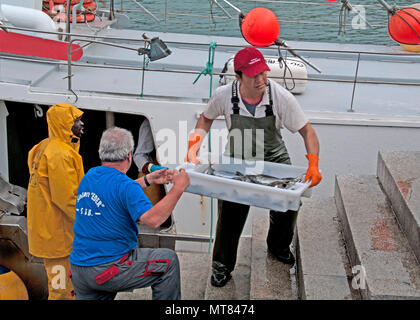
left=27, top=103, right=84, bottom=300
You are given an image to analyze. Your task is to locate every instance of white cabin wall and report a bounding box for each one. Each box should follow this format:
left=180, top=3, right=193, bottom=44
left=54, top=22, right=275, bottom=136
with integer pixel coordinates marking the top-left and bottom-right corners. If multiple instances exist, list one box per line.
left=0, top=101, right=8, bottom=181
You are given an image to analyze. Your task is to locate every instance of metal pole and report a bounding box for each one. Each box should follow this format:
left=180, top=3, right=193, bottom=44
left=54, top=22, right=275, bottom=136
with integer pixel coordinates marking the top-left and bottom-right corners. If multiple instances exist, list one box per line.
left=132, top=0, right=160, bottom=22
left=66, top=0, right=72, bottom=91
left=140, top=37, right=148, bottom=97
left=164, top=0, right=167, bottom=33
left=67, top=40, right=72, bottom=92
left=212, top=0, right=233, bottom=19
left=65, top=0, right=71, bottom=41
left=349, top=52, right=361, bottom=112
left=109, top=0, right=115, bottom=20
left=106, top=112, right=115, bottom=128
left=376, top=0, right=395, bottom=14
left=138, top=231, right=214, bottom=243
left=220, top=0, right=242, bottom=14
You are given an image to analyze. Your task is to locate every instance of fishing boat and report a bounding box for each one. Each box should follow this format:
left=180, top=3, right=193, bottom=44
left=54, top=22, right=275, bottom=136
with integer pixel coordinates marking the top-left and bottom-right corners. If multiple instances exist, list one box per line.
left=0, top=0, right=419, bottom=300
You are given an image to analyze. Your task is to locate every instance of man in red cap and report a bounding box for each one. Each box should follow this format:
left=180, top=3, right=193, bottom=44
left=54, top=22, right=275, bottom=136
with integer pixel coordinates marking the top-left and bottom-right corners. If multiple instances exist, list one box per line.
left=185, top=47, right=322, bottom=287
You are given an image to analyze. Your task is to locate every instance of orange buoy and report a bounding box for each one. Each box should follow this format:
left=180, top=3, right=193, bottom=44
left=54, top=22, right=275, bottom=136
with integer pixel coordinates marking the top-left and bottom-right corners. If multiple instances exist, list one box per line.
left=240, top=7, right=280, bottom=47
left=398, top=3, right=420, bottom=51
left=388, top=7, right=420, bottom=45
left=0, top=271, right=29, bottom=300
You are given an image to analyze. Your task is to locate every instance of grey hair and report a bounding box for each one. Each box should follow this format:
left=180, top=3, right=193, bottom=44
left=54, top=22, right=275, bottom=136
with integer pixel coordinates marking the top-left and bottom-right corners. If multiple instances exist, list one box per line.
left=99, top=127, right=134, bottom=162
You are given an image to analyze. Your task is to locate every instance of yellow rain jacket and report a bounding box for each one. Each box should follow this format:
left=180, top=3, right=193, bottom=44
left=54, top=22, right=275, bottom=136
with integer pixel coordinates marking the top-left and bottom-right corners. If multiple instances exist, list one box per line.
left=27, top=104, right=84, bottom=258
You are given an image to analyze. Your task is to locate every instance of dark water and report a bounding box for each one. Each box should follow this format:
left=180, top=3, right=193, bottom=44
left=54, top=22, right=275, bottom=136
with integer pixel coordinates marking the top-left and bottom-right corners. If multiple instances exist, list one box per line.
left=109, top=0, right=415, bottom=46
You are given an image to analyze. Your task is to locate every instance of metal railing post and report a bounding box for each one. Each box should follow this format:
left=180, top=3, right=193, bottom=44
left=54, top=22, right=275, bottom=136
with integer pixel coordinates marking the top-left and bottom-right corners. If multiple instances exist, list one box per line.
left=109, top=0, right=115, bottom=20
left=164, top=0, right=167, bottom=33
left=349, top=52, right=361, bottom=112
left=65, top=0, right=71, bottom=42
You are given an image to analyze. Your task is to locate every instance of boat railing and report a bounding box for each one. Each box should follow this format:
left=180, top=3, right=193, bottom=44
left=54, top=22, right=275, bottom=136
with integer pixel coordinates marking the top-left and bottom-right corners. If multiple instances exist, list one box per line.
left=1, top=24, right=420, bottom=111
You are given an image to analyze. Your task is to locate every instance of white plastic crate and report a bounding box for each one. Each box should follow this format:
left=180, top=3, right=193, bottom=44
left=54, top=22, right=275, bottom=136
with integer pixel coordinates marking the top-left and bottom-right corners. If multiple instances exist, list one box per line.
left=177, top=155, right=312, bottom=212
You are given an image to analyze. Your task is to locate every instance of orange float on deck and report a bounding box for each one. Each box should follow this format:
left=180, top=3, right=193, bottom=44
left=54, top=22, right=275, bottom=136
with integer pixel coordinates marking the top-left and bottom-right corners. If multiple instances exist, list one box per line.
left=0, top=271, right=29, bottom=300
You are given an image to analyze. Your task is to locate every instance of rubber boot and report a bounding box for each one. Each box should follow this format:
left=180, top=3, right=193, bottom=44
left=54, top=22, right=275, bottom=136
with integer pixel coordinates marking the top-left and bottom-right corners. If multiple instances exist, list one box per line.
left=266, top=209, right=299, bottom=264
left=211, top=200, right=250, bottom=285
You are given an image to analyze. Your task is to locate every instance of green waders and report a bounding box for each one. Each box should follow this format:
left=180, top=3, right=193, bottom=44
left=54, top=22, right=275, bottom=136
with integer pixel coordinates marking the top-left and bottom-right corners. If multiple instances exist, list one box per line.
left=212, top=81, right=299, bottom=276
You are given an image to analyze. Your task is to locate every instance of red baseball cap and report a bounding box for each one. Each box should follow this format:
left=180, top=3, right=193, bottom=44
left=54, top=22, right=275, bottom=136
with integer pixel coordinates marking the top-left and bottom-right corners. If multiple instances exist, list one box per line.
left=234, top=47, right=270, bottom=77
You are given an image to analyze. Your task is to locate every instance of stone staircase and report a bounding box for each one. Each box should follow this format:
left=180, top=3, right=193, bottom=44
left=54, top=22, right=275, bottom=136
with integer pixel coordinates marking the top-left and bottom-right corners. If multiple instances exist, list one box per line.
left=116, top=150, right=420, bottom=300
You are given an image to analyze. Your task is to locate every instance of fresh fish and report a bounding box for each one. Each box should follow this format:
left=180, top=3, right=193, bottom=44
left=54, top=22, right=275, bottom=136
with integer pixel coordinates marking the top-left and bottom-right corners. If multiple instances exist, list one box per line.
left=268, top=176, right=304, bottom=189
left=204, top=163, right=239, bottom=179
left=205, top=167, right=304, bottom=189
left=213, top=170, right=240, bottom=179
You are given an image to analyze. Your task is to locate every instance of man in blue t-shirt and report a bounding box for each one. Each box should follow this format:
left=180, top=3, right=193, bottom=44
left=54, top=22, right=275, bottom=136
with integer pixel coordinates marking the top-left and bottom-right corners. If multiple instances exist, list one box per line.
left=70, top=127, right=190, bottom=300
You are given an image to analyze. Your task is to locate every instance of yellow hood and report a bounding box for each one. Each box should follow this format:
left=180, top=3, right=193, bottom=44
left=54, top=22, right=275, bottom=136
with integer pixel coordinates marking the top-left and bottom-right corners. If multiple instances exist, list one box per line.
left=47, top=104, right=83, bottom=146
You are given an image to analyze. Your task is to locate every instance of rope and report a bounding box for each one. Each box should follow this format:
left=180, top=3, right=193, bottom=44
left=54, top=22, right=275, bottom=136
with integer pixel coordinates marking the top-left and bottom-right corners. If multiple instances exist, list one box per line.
left=193, top=41, right=217, bottom=90
left=277, top=48, right=296, bottom=92
left=192, top=41, right=217, bottom=254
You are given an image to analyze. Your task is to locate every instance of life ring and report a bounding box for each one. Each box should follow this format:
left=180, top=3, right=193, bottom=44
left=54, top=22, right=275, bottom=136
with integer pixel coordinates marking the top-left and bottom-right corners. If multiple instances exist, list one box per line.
left=43, top=2, right=97, bottom=14
left=42, top=0, right=96, bottom=23
left=47, top=0, right=94, bottom=4
left=53, top=12, right=95, bottom=23
left=43, top=0, right=95, bottom=8
left=220, top=55, right=308, bottom=94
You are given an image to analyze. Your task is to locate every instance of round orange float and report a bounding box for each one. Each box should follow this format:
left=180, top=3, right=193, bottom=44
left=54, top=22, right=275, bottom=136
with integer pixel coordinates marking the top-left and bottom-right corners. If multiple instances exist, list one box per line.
left=240, top=7, right=280, bottom=47
left=0, top=271, right=29, bottom=300
left=388, top=7, right=420, bottom=45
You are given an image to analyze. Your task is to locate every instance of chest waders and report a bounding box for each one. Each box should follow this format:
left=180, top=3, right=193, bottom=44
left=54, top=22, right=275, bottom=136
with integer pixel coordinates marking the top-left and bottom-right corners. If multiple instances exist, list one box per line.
left=212, top=81, right=299, bottom=277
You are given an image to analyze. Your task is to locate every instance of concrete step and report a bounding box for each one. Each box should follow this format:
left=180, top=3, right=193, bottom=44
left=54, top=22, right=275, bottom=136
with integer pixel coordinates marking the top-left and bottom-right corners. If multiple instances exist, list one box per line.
left=249, top=216, right=298, bottom=300
left=115, top=250, right=211, bottom=300
left=335, top=174, right=420, bottom=300
left=179, top=251, right=212, bottom=300
left=204, top=237, right=252, bottom=300
left=377, top=150, right=420, bottom=263
left=296, top=197, right=354, bottom=300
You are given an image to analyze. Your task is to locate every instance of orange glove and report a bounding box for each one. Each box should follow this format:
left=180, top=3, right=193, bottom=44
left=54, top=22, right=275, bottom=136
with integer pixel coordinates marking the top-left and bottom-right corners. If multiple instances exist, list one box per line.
left=305, top=153, right=322, bottom=188
left=184, top=132, right=202, bottom=164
